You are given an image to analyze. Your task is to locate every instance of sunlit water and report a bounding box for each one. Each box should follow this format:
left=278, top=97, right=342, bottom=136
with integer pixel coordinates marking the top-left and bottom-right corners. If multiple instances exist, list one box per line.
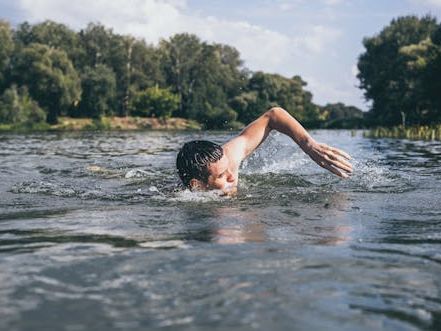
left=0, top=130, right=440, bottom=331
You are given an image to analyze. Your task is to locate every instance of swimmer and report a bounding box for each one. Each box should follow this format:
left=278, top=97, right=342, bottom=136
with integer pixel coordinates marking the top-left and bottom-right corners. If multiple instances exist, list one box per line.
left=176, top=107, right=353, bottom=194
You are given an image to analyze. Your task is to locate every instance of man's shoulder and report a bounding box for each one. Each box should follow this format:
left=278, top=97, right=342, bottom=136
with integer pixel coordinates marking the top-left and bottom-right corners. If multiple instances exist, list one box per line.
left=223, top=136, right=247, bottom=169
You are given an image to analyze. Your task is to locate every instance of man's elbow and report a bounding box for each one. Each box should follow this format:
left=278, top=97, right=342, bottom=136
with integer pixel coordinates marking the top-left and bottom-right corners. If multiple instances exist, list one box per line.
left=265, top=107, right=289, bottom=125
left=267, top=106, right=288, bottom=116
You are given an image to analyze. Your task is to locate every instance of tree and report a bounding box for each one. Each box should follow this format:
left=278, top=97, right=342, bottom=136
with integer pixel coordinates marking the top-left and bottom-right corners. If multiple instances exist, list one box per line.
left=0, top=85, right=46, bottom=126
left=78, top=23, right=115, bottom=68
left=159, top=34, right=246, bottom=128
left=398, top=38, right=439, bottom=124
left=13, top=20, right=83, bottom=68
left=79, top=64, right=116, bottom=119
left=320, top=103, right=364, bottom=128
left=423, top=24, right=441, bottom=122
left=0, top=20, right=14, bottom=90
left=232, top=72, right=319, bottom=125
left=159, top=33, right=204, bottom=118
left=11, top=43, right=81, bottom=124
left=187, top=43, right=240, bottom=127
left=130, top=86, right=179, bottom=119
left=130, top=39, right=164, bottom=92
left=357, top=15, right=438, bottom=126
left=213, top=44, right=247, bottom=100
left=196, top=103, right=239, bottom=129
left=104, top=34, right=133, bottom=116
left=79, top=24, right=154, bottom=116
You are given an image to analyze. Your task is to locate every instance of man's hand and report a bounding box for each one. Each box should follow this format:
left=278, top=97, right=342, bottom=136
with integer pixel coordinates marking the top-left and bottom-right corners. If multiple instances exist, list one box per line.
left=304, top=140, right=353, bottom=178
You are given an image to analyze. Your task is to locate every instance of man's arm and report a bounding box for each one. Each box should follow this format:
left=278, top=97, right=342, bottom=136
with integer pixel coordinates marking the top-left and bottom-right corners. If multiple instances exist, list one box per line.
left=223, top=107, right=353, bottom=178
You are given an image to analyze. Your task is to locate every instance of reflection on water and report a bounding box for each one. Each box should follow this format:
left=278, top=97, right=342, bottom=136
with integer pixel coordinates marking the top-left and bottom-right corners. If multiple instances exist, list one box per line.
left=0, top=130, right=441, bottom=330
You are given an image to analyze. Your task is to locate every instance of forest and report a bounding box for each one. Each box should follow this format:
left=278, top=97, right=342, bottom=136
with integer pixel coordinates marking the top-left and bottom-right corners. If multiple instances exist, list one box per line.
left=1, top=15, right=440, bottom=132
left=0, top=19, right=362, bottom=130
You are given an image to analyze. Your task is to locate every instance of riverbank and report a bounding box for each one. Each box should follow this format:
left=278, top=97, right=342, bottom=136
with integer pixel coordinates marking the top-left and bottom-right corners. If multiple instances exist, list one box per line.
left=364, top=125, right=441, bottom=141
left=0, top=116, right=202, bottom=132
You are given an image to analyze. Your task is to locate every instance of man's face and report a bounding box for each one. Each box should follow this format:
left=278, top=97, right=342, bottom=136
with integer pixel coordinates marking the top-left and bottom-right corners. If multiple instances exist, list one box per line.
left=204, top=154, right=236, bottom=193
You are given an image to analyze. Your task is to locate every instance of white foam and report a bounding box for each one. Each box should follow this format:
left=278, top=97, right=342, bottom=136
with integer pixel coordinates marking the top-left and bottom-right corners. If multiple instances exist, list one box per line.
left=148, top=186, right=160, bottom=193
left=124, top=169, right=151, bottom=179
left=138, top=240, right=189, bottom=249
left=242, top=157, right=308, bottom=175
left=170, top=189, right=232, bottom=202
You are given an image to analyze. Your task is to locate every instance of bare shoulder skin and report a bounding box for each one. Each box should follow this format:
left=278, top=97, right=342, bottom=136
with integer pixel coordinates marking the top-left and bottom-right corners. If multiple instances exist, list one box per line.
left=190, top=107, right=353, bottom=193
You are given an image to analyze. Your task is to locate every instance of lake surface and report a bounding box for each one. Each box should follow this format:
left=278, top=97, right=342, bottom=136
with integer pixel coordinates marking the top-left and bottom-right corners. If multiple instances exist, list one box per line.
left=0, top=130, right=440, bottom=331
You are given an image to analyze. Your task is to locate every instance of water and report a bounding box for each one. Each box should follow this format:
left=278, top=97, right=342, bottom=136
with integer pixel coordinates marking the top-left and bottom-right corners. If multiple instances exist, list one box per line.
left=0, top=130, right=440, bottom=331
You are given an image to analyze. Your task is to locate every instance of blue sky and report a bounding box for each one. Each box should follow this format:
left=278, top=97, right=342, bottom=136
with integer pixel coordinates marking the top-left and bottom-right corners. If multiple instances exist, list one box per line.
left=1, top=0, right=441, bottom=110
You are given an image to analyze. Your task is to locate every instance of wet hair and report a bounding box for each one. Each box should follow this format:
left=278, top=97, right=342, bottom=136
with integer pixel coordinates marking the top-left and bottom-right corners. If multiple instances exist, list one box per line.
left=176, top=140, right=223, bottom=188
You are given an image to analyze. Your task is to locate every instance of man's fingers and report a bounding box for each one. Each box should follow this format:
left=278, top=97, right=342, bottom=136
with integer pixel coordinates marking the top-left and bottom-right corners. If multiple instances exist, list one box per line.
left=330, top=158, right=353, bottom=173
left=321, top=144, right=351, bottom=160
left=319, top=161, right=349, bottom=178
left=310, top=143, right=353, bottom=178
left=333, top=156, right=353, bottom=172
left=331, top=147, right=351, bottom=160
left=324, top=150, right=353, bottom=172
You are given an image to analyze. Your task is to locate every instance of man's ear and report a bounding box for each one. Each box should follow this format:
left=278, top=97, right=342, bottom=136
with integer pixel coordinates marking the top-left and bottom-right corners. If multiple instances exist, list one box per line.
left=189, top=178, right=205, bottom=191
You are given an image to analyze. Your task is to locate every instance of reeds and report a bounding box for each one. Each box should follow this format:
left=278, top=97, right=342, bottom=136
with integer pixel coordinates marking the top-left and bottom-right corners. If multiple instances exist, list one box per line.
left=364, top=125, right=441, bottom=141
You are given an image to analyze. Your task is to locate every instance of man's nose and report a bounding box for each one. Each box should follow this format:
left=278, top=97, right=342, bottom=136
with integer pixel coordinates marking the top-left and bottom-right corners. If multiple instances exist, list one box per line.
left=227, top=171, right=235, bottom=182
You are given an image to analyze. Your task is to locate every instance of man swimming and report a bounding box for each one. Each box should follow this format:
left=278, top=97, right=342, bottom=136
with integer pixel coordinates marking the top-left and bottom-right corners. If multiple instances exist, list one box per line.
left=176, top=107, right=353, bottom=194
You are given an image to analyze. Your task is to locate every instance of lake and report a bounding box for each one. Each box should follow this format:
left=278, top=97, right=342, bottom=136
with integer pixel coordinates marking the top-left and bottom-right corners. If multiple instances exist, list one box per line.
left=0, top=130, right=440, bottom=331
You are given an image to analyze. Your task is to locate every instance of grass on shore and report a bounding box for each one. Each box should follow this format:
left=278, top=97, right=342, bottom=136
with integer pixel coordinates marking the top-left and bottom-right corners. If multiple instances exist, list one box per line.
left=365, top=125, right=441, bottom=141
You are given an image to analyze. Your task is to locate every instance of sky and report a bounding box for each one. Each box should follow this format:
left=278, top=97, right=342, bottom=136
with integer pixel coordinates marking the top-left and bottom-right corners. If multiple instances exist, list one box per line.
left=1, top=0, right=441, bottom=110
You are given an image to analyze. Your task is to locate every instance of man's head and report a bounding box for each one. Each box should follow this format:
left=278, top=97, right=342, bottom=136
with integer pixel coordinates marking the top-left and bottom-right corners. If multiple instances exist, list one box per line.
left=176, top=140, right=236, bottom=192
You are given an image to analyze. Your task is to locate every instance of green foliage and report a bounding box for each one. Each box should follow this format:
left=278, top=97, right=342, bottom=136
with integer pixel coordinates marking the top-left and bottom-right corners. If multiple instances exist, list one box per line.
left=0, top=85, right=46, bottom=128
left=0, top=20, right=14, bottom=88
left=358, top=15, right=439, bottom=126
left=319, top=103, right=365, bottom=128
left=78, top=24, right=126, bottom=115
left=130, top=40, right=164, bottom=91
left=78, top=23, right=115, bottom=68
left=159, top=33, right=204, bottom=118
left=79, top=65, right=116, bottom=119
left=78, top=25, right=164, bottom=117
left=1, top=18, right=370, bottom=131
left=130, top=86, right=179, bottom=118
left=232, top=72, right=319, bottom=125
left=230, top=91, right=260, bottom=123
left=11, top=43, right=81, bottom=124
left=14, top=20, right=83, bottom=68
left=423, top=25, right=441, bottom=122
left=159, top=34, right=247, bottom=127
left=197, top=103, right=238, bottom=130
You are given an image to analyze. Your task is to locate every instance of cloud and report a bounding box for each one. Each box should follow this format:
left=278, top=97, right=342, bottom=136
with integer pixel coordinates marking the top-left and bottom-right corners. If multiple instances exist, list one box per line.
left=274, top=0, right=344, bottom=10
left=305, top=66, right=365, bottom=108
left=351, top=64, right=359, bottom=77
left=273, top=0, right=307, bottom=11
left=17, top=0, right=183, bottom=39
left=411, top=0, right=441, bottom=7
left=323, top=0, right=344, bottom=5
left=301, top=25, right=342, bottom=53
left=15, top=0, right=341, bottom=71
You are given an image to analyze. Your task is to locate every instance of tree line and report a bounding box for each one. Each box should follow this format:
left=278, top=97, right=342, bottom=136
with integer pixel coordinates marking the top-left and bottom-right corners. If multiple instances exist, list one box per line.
left=358, top=15, right=441, bottom=127
left=0, top=19, right=362, bottom=130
